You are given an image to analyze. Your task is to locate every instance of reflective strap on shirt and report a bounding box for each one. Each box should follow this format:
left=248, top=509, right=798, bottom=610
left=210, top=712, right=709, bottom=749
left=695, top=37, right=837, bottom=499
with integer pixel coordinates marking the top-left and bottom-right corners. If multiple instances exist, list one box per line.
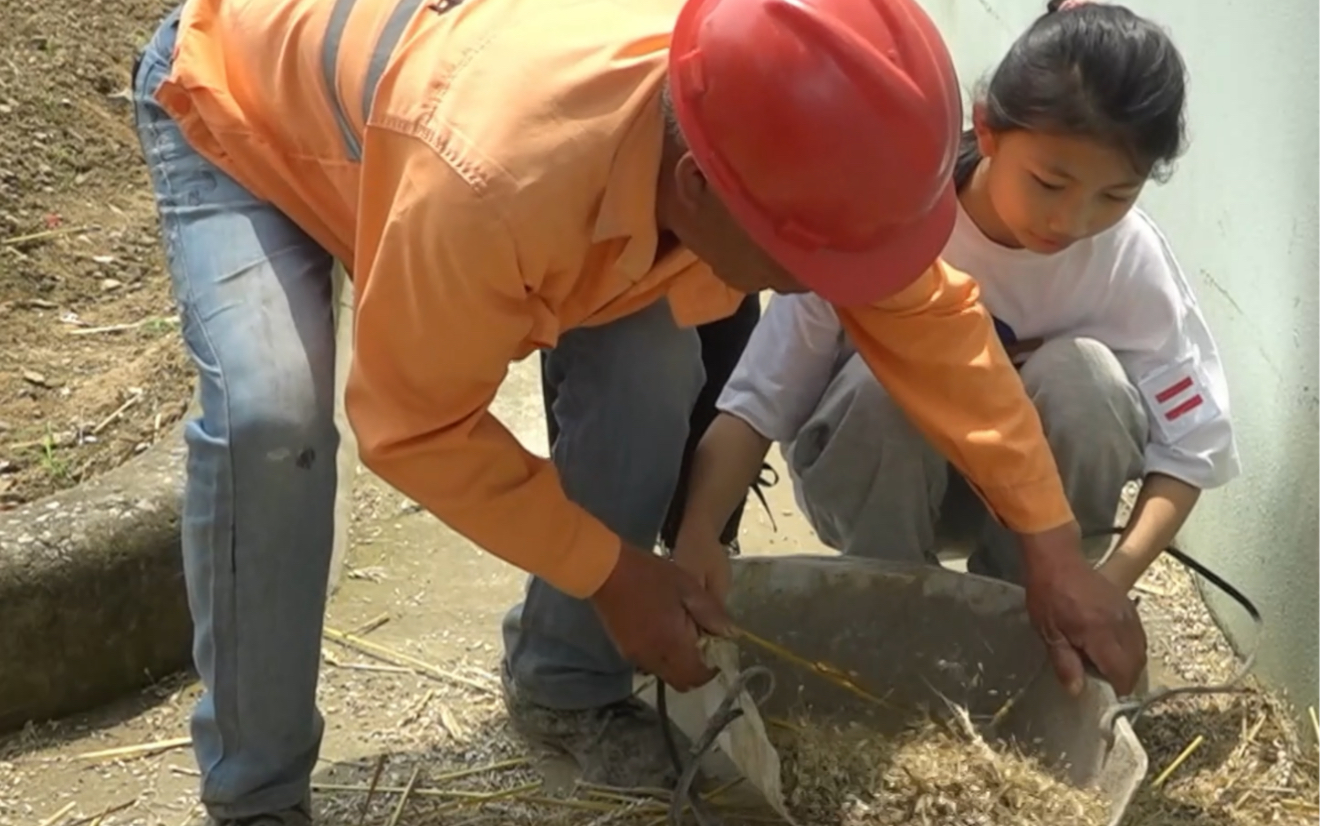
left=322, top=0, right=455, bottom=162
left=361, top=0, right=431, bottom=125
left=322, top=0, right=363, bottom=161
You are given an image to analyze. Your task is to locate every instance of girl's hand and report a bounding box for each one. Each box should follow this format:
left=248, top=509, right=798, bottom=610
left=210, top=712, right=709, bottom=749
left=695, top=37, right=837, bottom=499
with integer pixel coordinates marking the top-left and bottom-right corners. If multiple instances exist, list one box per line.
left=671, top=526, right=733, bottom=605
left=1097, top=551, right=1144, bottom=595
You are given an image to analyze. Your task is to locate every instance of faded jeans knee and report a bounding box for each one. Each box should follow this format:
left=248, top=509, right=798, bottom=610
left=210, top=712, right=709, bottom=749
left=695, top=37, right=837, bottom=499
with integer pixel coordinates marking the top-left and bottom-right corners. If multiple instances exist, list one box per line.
left=788, top=353, right=947, bottom=561
left=545, top=299, right=704, bottom=549
left=1019, top=337, right=1147, bottom=551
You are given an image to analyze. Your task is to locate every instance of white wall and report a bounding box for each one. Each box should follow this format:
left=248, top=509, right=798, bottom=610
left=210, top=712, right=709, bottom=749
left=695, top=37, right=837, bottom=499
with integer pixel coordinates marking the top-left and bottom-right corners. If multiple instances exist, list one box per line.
left=922, top=0, right=1320, bottom=727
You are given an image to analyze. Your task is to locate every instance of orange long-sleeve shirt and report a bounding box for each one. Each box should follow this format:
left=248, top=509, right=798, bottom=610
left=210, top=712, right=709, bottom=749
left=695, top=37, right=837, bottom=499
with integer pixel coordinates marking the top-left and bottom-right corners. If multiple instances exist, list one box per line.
left=155, top=0, right=1074, bottom=599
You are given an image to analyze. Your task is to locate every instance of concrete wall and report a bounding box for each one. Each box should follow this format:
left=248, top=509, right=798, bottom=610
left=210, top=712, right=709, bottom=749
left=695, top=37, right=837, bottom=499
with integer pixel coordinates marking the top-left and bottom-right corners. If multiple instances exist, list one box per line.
left=923, top=0, right=1320, bottom=728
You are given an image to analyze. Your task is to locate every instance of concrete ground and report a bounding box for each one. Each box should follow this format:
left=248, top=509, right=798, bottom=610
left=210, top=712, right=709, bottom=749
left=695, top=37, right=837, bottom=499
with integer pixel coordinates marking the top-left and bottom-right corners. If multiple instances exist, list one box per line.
left=1, top=354, right=1308, bottom=826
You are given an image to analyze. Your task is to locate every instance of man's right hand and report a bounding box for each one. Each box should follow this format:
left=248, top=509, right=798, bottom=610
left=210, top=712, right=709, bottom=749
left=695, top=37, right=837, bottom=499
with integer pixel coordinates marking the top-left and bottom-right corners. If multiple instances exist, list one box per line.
left=589, top=542, right=733, bottom=692
left=1019, top=522, right=1147, bottom=696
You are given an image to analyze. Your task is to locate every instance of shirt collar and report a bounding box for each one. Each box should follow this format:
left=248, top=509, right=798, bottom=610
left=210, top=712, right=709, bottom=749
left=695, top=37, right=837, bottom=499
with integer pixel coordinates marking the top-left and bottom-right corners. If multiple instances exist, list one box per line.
left=591, top=88, right=697, bottom=281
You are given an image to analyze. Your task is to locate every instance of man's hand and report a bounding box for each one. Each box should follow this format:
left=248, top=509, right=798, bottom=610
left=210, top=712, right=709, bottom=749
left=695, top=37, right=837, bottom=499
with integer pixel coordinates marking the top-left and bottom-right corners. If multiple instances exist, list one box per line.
left=589, top=542, right=732, bottom=692
left=1019, top=522, right=1147, bottom=697
left=671, top=525, right=733, bottom=604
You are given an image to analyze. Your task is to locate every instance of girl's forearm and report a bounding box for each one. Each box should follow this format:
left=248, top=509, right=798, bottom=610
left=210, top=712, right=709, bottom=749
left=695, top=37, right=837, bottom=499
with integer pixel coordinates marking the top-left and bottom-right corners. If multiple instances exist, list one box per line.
left=1102, top=472, right=1201, bottom=591
left=678, top=413, right=773, bottom=543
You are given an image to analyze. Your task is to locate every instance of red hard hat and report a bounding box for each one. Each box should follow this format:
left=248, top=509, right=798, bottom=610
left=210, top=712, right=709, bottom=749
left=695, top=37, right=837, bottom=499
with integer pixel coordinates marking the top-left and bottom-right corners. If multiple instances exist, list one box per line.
left=668, top=0, right=962, bottom=306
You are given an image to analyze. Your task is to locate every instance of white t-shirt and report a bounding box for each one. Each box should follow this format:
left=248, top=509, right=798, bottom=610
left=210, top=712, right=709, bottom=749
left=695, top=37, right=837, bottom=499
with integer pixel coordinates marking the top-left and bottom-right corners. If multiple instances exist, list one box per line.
left=717, top=202, right=1241, bottom=490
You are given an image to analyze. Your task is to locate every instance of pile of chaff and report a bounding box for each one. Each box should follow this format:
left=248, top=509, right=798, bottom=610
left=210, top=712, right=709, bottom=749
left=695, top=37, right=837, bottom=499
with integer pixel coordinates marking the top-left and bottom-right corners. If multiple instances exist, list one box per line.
left=767, top=710, right=1107, bottom=826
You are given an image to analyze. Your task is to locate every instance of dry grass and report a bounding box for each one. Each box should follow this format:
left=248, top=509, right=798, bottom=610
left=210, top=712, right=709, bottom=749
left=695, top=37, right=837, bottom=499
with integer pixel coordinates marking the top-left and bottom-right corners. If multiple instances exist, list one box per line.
left=2, top=557, right=1316, bottom=826
left=769, top=713, right=1106, bottom=826
left=1118, top=554, right=1318, bottom=826
left=1123, top=682, right=1318, bottom=825
left=3, top=658, right=1315, bottom=826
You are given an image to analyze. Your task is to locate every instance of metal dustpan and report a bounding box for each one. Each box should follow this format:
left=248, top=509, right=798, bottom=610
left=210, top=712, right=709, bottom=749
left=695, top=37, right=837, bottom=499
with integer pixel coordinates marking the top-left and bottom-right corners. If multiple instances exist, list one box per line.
left=655, top=554, right=1151, bottom=826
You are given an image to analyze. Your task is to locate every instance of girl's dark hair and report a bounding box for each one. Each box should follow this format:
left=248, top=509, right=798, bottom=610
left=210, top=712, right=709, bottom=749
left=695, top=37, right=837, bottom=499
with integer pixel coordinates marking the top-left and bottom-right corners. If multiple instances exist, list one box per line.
left=953, top=0, right=1188, bottom=191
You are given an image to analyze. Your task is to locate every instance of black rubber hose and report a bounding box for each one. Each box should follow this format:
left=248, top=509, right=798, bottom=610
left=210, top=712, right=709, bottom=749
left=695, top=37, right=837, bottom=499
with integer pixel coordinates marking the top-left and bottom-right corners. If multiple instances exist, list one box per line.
left=1084, top=527, right=1263, bottom=726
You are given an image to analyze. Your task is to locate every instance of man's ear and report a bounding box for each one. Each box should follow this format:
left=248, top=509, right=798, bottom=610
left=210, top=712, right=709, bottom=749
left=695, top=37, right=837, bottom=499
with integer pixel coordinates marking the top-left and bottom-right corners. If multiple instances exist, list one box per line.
left=971, top=104, right=998, bottom=158
left=673, top=152, right=709, bottom=212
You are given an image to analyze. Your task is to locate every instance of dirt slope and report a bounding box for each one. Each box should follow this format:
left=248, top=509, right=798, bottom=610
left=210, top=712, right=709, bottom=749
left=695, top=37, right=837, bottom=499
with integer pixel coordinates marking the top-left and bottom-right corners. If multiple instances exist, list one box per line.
left=0, top=0, right=192, bottom=507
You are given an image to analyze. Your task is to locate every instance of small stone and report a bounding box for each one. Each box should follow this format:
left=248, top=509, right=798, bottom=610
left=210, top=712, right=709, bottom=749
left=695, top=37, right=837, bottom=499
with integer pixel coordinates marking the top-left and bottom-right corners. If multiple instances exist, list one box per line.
left=100, top=278, right=123, bottom=292
left=21, top=370, right=48, bottom=387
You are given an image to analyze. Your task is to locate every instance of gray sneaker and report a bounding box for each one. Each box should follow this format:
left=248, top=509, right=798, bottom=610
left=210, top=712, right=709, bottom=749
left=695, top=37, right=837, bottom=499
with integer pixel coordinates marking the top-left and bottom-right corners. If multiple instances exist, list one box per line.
left=500, top=662, right=695, bottom=790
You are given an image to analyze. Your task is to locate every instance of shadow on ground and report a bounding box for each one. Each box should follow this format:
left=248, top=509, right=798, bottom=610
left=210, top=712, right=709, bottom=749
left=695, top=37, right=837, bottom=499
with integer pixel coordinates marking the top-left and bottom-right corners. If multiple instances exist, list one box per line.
left=0, top=671, right=195, bottom=762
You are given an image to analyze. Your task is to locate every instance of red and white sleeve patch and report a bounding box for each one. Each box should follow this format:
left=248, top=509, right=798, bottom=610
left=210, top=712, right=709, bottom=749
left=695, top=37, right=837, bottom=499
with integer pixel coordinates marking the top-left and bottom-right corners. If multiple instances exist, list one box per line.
left=1153, top=375, right=1203, bottom=421
left=1137, top=356, right=1220, bottom=443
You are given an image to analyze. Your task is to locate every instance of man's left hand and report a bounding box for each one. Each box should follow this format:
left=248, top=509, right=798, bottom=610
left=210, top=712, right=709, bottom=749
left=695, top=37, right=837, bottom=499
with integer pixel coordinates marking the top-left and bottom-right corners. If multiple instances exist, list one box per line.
left=1019, top=522, right=1147, bottom=697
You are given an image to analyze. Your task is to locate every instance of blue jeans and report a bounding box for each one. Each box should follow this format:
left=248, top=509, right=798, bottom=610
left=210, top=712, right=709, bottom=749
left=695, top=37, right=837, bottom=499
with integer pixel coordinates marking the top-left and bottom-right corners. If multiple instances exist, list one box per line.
left=134, top=9, right=704, bottom=816
left=503, top=306, right=704, bottom=712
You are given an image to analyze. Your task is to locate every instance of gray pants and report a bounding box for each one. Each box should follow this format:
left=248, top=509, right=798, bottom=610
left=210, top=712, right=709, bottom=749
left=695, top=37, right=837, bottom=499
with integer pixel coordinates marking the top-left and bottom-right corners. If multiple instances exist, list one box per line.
left=786, top=338, right=1148, bottom=582
left=502, top=299, right=706, bottom=711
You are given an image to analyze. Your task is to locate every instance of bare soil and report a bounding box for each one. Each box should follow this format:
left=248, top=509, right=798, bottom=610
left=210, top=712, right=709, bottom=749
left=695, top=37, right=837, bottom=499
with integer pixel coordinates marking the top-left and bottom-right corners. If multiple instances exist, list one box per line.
left=0, top=0, right=192, bottom=509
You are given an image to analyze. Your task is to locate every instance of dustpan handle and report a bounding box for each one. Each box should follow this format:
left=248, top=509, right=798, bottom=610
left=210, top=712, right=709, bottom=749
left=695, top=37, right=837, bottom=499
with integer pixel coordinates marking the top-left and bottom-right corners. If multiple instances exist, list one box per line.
left=1098, top=536, right=1263, bottom=734
left=658, top=665, right=777, bottom=826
